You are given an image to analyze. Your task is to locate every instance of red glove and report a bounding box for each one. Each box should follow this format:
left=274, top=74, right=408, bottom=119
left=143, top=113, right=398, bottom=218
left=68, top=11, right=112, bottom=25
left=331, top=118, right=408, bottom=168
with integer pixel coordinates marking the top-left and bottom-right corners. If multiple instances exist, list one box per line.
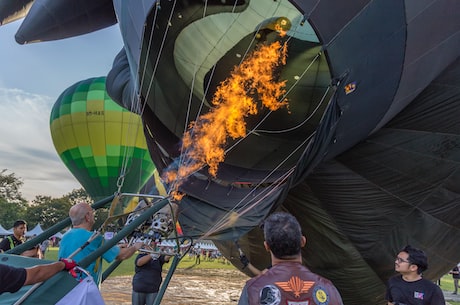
left=60, top=258, right=77, bottom=271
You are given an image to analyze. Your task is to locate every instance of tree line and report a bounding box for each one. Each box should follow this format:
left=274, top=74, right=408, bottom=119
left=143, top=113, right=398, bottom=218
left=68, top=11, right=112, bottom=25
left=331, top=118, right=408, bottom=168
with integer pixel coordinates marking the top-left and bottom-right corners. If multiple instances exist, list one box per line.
left=0, top=169, right=109, bottom=231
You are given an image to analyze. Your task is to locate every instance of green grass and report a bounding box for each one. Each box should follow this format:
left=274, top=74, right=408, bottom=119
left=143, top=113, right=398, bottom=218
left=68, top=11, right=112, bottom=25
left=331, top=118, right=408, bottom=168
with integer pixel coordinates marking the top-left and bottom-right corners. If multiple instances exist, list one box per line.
left=45, top=247, right=235, bottom=277
left=440, top=274, right=460, bottom=305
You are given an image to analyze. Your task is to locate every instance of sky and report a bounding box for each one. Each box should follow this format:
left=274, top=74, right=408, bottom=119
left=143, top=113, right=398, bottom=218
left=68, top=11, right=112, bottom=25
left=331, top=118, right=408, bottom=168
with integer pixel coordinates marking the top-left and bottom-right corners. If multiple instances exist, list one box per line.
left=0, top=20, right=124, bottom=201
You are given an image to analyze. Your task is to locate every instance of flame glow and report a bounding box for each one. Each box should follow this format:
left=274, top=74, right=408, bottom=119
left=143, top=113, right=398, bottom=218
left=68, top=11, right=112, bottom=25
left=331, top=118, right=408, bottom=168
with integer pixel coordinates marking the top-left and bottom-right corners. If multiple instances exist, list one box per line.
left=165, top=41, right=289, bottom=199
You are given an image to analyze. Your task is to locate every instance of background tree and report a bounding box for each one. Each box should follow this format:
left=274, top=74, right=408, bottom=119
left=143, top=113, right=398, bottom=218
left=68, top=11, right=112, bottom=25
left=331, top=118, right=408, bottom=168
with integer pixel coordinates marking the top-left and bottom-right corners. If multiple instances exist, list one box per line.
left=26, top=196, right=73, bottom=229
left=63, top=188, right=92, bottom=206
left=25, top=189, right=93, bottom=229
left=0, top=169, right=27, bottom=227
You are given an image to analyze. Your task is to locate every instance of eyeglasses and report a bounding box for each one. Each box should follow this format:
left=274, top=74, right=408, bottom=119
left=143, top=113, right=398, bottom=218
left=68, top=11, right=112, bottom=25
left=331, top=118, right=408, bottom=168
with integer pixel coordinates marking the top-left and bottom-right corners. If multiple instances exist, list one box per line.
left=395, top=256, right=410, bottom=264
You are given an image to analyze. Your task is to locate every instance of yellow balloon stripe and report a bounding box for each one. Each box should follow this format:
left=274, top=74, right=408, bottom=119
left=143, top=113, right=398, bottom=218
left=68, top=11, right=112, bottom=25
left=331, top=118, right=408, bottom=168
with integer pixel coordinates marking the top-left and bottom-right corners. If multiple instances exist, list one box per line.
left=50, top=111, right=148, bottom=155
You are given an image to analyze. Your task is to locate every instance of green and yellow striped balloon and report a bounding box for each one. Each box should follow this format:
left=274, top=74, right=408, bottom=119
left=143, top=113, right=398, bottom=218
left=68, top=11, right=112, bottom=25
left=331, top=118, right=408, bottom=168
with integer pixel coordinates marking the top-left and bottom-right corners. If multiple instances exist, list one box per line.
left=50, top=77, right=155, bottom=201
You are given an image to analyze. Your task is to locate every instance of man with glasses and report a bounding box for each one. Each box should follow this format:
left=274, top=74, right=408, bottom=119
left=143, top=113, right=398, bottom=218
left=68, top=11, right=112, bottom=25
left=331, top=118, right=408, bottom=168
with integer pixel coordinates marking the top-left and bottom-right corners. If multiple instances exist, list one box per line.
left=386, top=245, right=445, bottom=305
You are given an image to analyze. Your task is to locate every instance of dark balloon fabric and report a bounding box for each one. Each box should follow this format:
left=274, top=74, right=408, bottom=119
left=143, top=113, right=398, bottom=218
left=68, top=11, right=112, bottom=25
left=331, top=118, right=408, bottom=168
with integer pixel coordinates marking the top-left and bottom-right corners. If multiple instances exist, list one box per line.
left=14, top=0, right=116, bottom=44
left=1, top=1, right=459, bottom=304
left=131, top=1, right=460, bottom=304
left=0, top=0, right=33, bottom=25
left=229, top=57, right=460, bottom=304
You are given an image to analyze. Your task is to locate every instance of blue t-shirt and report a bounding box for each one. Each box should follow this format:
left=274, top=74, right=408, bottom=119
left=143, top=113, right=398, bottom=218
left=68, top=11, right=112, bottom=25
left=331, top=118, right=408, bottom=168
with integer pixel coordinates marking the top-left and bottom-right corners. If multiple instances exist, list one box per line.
left=58, top=228, right=120, bottom=284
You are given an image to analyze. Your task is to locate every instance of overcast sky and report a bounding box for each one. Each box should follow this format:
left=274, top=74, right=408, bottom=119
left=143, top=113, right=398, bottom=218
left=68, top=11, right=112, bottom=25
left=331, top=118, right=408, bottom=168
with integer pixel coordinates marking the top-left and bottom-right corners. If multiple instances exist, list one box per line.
left=0, top=20, right=124, bottom=201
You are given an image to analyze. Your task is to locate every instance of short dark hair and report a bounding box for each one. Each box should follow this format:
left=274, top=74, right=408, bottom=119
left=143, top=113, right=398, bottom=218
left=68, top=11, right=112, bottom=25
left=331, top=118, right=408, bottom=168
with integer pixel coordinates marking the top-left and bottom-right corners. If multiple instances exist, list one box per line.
left=263, top=212, right=302, bottom=259
left=13, top=220, right=27, bottom=228
left=401, top=245, right=428, bottom=274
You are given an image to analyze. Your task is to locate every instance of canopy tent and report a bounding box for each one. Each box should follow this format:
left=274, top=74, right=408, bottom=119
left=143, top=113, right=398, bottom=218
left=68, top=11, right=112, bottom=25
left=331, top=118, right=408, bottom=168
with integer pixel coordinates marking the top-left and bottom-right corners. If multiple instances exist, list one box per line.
left=51, top=232, right=63, bottom=239
left=25, top=223, right=44, bottom=237
left=159, top=239, right=218, bottom=251
left=0, top=224, right=12, bottom=236
left=194, top=241, right=218, bottom=251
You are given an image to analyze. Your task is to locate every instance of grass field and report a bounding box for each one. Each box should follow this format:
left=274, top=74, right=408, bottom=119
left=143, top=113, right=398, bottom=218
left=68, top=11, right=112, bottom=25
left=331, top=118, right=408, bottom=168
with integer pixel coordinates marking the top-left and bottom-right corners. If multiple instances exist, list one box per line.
left=45, top=247, right=236, bottom=277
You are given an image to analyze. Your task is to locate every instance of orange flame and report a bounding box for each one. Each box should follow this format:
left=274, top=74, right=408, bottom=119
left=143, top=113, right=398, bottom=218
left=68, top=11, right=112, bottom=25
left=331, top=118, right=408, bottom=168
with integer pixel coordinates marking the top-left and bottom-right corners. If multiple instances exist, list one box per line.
left=165, top=41, right=289, bottom=199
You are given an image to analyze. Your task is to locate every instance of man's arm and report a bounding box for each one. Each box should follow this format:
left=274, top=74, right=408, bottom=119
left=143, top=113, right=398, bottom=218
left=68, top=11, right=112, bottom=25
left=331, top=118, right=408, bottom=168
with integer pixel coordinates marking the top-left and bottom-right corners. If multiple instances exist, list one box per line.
left=21, top=247, right=42, bottom=258
left=116, top=242, right=143, bottom=260
left=136, top=253, right=152, bottom=267
left=23, top=262, right=65, bottom=285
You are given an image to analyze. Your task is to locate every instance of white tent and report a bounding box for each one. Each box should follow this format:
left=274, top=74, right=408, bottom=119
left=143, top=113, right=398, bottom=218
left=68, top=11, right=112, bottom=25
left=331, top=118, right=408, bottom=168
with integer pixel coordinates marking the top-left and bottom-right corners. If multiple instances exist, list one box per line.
left=195, top=240, right=218, bottom=251
left=26, top=223, right=44, bottom=237
left=0, top=224, right=12, bottom=236
left=51, top=232, right=64, bottom=239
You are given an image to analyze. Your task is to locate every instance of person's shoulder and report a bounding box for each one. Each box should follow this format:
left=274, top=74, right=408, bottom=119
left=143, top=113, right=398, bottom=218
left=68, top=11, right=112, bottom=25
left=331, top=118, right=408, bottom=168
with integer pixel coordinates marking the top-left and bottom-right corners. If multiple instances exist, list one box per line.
left=387, top=274, right=402, bottom=285
left=64, top=228, right=92, bottom=236
left=244, top=271, right=266, bottom=288
left=61, top=228, right=93, bottom=243
left=7, top=235, right=19, bottom=243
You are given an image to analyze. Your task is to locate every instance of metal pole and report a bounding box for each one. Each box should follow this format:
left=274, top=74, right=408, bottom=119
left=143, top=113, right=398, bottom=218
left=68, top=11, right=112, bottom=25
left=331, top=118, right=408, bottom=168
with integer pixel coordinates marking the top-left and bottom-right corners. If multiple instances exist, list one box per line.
left=153, top=254, right=181, bottom=305
left=78, top=197, right=169, bottom=268
left=8, top=195, right=115, bottom=255
left=12, top=196, right=116, bottom=305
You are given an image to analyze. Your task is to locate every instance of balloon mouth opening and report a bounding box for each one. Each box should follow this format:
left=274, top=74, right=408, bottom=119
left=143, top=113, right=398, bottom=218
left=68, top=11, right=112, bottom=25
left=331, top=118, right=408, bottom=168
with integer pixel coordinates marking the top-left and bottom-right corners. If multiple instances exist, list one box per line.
left=140, top=0, right=333, bottom=185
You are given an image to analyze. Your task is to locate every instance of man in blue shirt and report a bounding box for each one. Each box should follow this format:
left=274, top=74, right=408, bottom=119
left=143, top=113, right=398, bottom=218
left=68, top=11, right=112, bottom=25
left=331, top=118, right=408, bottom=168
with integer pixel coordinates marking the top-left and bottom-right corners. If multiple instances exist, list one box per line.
left=59, top=202, right=143, bottom=285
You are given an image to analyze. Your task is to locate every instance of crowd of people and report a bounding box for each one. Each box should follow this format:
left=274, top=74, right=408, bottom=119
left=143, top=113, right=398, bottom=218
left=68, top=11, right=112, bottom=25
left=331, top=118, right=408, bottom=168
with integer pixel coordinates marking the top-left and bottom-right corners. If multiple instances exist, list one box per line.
left=0, top=205, right=457, bottom=305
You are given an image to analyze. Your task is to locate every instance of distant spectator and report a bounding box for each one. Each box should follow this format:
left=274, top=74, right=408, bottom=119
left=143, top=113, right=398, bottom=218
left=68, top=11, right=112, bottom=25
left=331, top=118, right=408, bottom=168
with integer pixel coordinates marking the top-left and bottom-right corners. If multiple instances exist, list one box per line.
left=0, top=220, right=42, bottom=258
left=194, top=246, right=201, bottom=265
left=449, top=264, right=460, bottom=294
left=40, top=239, right=51, bottom=259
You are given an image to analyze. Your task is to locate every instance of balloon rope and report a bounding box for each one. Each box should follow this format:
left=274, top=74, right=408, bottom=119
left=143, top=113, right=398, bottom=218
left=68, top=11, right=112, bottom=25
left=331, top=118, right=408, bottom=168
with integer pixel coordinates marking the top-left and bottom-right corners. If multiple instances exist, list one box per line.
left=171, top=0, right=289, bottom=192
left=123, top=2, right=163, bottom=192
left=203, top=131, right=317, bottom=237
left=223, top=55, right=324, bottom=154
left=200, top=168, right=296, bottom=240
left=256, top=85, right=330, bottom=134
left=137, top=1, right=161, bottom=117
left=115, top=1, right=165, bottom=194
left=142, top=0, right=178, bottom=107
left=175, top=17, right=319, bottom=175
left=168, top=0, right=242, bottom=195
